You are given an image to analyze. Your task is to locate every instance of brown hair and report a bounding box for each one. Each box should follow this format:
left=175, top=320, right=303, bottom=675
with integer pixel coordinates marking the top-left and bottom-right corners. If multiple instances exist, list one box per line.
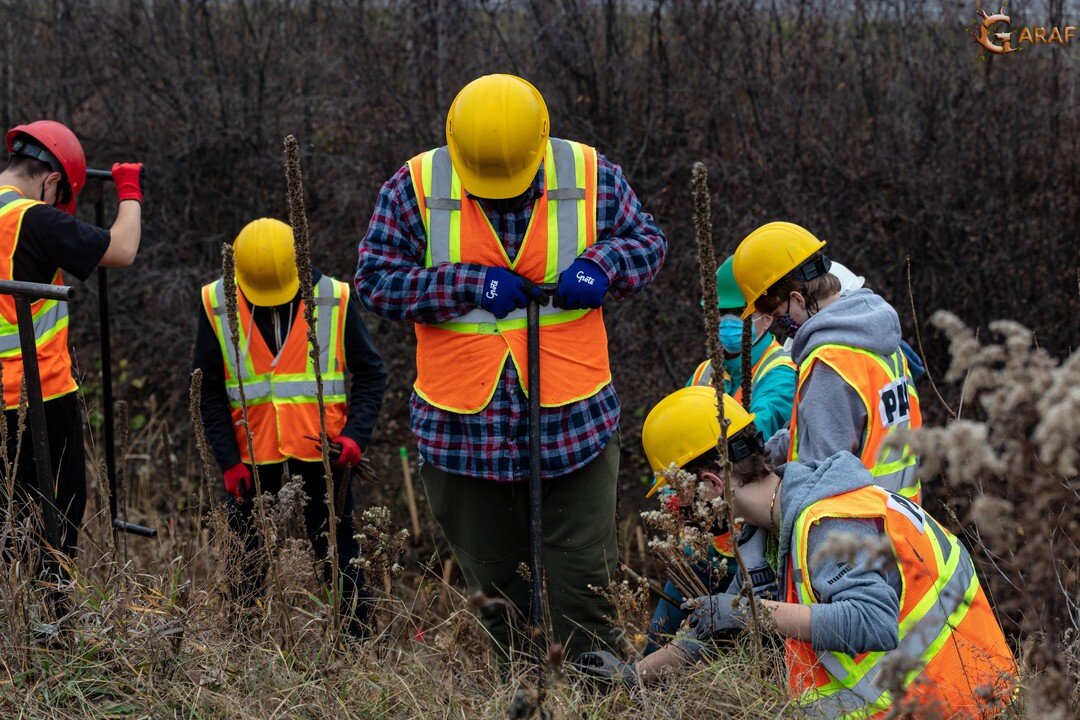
left=755, top=260, right=841, bottom=316
left=0, top=155, right=53, bottom=180
left=730, top=451, right=772, bottom=486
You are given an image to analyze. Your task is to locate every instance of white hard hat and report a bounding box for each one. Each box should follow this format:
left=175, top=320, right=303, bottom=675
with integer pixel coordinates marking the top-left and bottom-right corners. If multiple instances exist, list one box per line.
left=829, top=260, right=865, bottom=292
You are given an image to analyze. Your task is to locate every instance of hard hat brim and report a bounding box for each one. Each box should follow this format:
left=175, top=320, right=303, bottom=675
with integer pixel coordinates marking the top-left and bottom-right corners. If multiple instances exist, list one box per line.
left=448, top=148, right=544, bottom=200
left=236, top=275, right=300, bottom=308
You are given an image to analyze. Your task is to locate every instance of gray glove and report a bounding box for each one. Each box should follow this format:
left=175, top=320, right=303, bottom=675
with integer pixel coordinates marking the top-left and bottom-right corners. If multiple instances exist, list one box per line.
left=681, top=591, right=749, bottom=639
left=574, top=650, right=638, bottom=687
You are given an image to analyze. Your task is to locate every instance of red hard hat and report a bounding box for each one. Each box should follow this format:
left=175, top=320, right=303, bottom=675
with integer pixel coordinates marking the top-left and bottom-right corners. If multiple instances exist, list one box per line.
left=5, top=120, right=86, bottom=215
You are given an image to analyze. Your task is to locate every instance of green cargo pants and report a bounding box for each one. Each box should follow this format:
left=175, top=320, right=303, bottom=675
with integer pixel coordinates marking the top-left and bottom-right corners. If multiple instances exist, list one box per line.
left=420, top=432, right=620, bottom=661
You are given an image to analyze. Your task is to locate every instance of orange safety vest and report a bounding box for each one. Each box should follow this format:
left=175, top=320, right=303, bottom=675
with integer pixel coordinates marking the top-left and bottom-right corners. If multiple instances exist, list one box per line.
left=0, top=187, right=77, bottom=407
left=690, top=339, right=795, bottom=403
left=408, top=138, right=611, bottom=414
left=201, top=275, right=349, bottom=465
left=786, top=486, right=1017, bottom=718
left=789, top=344, right=922, bottom=502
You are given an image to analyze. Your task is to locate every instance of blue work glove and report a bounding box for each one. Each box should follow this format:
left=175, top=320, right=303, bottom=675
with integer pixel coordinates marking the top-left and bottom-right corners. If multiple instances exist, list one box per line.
left=681, top=592, right=749, bottom=639
left=554, top=258, right=609, bottom=310
left=479, top=267, right=547, bottom=319
left=573, top=650, right=638, bottom=687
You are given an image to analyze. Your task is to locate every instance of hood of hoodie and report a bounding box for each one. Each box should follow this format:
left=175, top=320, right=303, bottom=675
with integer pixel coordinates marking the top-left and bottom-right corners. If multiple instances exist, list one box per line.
left=790, top=288, right=901, bottom=365
left=775, top=452, right=875, bottom=577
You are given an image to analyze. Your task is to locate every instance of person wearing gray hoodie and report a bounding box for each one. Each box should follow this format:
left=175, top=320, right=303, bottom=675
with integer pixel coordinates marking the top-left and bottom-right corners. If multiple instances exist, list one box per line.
left=731, top=221, right=922, bottom=501
left=575, top=389, right=1016, bottom=719
left=682, top=449, right=1016, bottom=718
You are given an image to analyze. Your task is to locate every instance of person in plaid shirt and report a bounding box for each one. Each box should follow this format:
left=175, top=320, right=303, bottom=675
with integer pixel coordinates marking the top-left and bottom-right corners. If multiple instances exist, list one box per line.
left=356, top=74, right=665, bottom=660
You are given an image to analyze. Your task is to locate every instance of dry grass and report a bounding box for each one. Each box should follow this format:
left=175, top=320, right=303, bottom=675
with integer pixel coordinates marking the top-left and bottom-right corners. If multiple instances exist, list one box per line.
left=0, top=318, right=1075, bottom=718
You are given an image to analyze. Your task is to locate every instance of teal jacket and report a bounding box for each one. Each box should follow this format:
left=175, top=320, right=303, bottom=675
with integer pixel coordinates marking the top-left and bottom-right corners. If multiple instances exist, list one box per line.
left=686, top=334, right=797, bottom=439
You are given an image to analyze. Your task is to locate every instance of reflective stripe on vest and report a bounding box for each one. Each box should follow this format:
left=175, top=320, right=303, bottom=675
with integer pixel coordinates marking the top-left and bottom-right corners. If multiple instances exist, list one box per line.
left=421, top=139, right=590, bottom=333
left=0, top=189, right=76, bottom=404
left=202, top=274, right=349, bottom=464
left=0, top=295, right=69, bottom=356
left=790, top=345, right=921, bottom=500
left=408, top=138, right=610, bottom=412
left=208, top=275, right=342, bottom=403
left=788, top=487, right=996, bottom=718
left=691, top=341, right=794, bottom=401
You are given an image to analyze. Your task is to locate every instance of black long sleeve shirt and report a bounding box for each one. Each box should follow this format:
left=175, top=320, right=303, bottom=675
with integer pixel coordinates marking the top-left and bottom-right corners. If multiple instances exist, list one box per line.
left=192, top=269, right=387, bottom=472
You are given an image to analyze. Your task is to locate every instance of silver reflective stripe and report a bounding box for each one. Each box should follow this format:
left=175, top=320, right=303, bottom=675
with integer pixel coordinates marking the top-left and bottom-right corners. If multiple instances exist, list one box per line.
left=550, top=138, right=583, bottom=271
left=694, top=363, right=714, bottom=386
left=273, top=378, right=346, bottom=398
left=926, top=516, right=953, bottom=566
left=873, top=463, right=918, bottom=495
left=792, top=568, right=804, bottom=585
left=0, top=300, right=68, bottom=353
left=426, top=197, right=460, bottom=210
left=449, top=298, right=572, bottom=329
left=547, top=188, right=585, bottom=200
left=805, top=550, right=977, bottom=716
left=212, top=281, right=248, bottom=380
left=314, top=275, right=336, bottom=371
left=427, top=147, right=455, bottom=265
left=802, top=687, right=872, bottom=718
left=0, top=190, right=25, bottom=207
left=226, top=380, right=271, bottom=402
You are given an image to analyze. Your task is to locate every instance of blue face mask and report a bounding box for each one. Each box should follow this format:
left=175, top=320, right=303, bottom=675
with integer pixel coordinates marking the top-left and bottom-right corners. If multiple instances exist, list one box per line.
left=719, top=316, right=753, bottom=355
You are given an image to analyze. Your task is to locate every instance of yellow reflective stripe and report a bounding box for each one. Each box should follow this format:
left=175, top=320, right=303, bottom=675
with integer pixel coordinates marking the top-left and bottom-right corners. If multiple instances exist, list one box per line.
left=544, top=142, right=560, bottom=282
left=449, top=169, right=462, bottom=262
left=421, top=150, right=434, bottom=267
left=0, top=299, right=69, bottom=356
left=207, top=279, right=256, bottom=380
left=898, top=482, right=921, bottom=500
left=571, top=140, right=587, bottom=253
left=435, top=307, right=589, bottom=334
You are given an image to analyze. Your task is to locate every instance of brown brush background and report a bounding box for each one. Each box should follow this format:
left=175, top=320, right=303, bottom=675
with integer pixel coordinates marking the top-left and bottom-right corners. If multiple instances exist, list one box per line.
left=5, top=0, right=1076, bottom=618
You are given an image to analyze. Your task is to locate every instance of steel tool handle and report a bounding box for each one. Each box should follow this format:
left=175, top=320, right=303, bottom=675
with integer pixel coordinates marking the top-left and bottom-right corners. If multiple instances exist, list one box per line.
left=0, top=279, right=76, bottom=302
left=112, top=519, right=157, bottom=538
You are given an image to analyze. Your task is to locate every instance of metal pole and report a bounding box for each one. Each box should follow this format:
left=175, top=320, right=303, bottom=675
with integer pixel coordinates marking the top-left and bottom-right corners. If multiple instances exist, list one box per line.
left=526, top=295, right=544, bottom=634
left=526, top=283, right=556, bottom=640
left=13, top=295, right=61, bottom=551
left=89, top=169, right=156, bottom=539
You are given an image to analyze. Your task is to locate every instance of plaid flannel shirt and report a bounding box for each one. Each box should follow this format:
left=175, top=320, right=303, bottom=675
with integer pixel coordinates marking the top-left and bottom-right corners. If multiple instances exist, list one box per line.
left=356, top=146, right=666, bottom=481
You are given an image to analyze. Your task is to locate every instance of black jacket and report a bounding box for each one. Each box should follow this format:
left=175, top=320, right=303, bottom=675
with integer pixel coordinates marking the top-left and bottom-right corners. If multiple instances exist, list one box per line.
left=192, top=269, right=387, bottom=471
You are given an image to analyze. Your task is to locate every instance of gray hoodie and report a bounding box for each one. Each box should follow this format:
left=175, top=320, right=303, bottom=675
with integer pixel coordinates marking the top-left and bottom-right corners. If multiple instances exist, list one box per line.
left=777, top=453, right=902, bottom=654
left=766, top=289, right=902, bottom=466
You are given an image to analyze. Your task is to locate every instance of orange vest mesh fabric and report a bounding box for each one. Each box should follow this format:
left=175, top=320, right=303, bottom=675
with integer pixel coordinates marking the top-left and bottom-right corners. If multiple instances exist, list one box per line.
left=0, top=188, right=77, bottom=406
left=784, top=485, right=1017, bottom=718
left=407, top=143, right=611, bottom=414
left=201, top=280, right=348, bottom=465
left=789, top=344, right=922, bottom=502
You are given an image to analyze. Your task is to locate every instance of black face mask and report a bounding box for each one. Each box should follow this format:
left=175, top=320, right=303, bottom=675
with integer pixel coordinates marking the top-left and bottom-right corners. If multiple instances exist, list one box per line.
left=39, top=177, right=71, bottom=208
left=777, top=298, right=801, bottom=339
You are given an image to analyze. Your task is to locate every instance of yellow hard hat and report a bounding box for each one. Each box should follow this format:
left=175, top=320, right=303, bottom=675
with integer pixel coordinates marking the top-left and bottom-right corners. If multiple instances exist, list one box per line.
left=445, top=74, right=550, bottom=200
left=732, top=222, right=826, bottom=319
left=233, top=218, right=299, bottom=307
left=642, top=386, right=756, bottom=498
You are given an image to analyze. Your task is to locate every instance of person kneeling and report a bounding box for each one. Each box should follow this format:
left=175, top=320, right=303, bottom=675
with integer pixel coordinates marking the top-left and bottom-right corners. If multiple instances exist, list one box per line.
left=580, top=387, right=1017, bottom=719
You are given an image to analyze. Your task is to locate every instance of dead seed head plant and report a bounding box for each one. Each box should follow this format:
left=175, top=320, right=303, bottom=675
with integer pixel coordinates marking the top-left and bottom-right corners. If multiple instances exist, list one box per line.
left=885, top=310, right=1078, bottom=714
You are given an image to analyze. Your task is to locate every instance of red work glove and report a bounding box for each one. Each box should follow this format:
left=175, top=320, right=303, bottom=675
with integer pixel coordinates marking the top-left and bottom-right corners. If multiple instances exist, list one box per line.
left=223, top=462, right=252, bottom=500
left=331, top=435, right=362, bottom=468
left=111, top=162, right=144, bottom=203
